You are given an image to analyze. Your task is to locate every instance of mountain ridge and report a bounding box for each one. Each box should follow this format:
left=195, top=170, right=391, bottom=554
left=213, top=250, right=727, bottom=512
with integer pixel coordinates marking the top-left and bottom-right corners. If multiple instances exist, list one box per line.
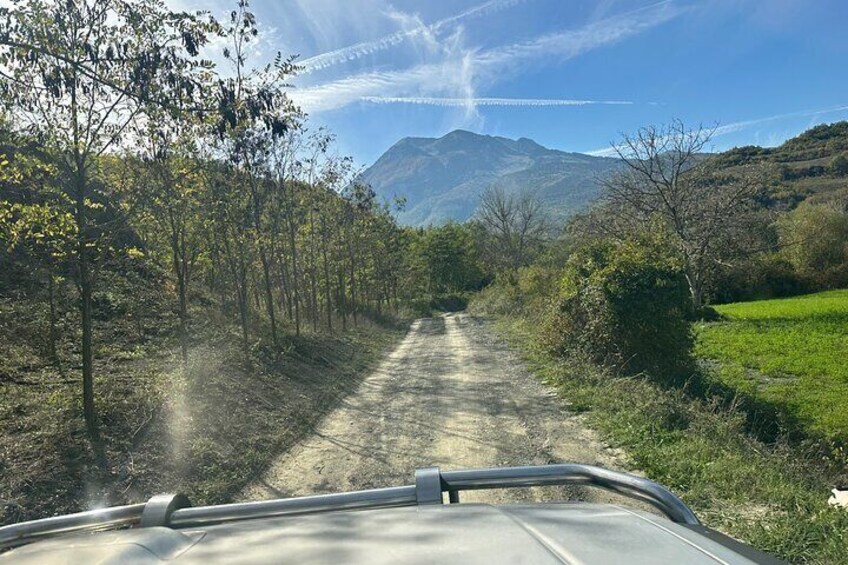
left=359, top=130, right=620, bottom=226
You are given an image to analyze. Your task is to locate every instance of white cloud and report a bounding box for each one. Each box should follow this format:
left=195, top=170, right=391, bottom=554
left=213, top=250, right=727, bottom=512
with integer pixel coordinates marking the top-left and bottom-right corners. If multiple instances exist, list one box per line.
left=474, top=0, right=684, bottom=71
left=298, top=0, right=528, bottom=74
left=295, top=1, right=683, bottom=115
left=585, top=146, right=621, bottom=157
left=361, top=96, right=633, bottom=107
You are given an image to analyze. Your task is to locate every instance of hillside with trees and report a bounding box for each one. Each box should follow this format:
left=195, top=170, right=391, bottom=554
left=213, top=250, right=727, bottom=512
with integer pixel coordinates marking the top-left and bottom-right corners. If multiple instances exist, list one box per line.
left=0, top=0, right=485, bottom=524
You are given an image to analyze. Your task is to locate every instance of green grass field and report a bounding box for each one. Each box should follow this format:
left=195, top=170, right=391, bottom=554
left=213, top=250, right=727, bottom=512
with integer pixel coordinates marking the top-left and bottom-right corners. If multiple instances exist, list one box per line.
left=694, top=289, right=848, bottom=442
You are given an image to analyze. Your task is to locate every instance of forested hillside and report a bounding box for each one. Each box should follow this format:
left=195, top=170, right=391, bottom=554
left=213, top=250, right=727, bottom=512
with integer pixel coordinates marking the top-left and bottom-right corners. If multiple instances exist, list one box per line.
left=0, top=0, right=488, bottom=523
left=715, top=121, right=848, bottom=207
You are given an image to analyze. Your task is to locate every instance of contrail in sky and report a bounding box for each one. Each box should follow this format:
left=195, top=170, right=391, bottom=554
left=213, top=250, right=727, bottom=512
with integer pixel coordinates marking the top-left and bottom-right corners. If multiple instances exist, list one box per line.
left=295, top=0, right=681, bottom=113
left=362, top=96, right=633, bottom=107
left=586, top=103, right=848, bottom=156
left=299, top=0, right=528, bottom=73
left=712, top=104, right=848, bottom=136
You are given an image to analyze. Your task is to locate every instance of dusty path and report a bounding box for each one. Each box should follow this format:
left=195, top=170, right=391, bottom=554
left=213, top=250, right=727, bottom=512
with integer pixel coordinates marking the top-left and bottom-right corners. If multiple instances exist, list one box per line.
left=243, top=313, right=635, bottom=505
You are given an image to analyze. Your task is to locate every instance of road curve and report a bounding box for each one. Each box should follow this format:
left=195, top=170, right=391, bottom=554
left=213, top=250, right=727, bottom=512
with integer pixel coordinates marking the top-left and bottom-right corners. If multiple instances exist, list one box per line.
left=243, top=313, right=635, bottom=505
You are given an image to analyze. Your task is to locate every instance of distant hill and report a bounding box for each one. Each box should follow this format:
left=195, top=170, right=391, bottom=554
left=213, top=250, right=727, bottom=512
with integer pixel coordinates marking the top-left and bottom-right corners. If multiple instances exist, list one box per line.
left=362, top=123, right=848, bottom=226
left=359, top=130, right=621, bottom=226
left=713, top=121, right=848, bottom=206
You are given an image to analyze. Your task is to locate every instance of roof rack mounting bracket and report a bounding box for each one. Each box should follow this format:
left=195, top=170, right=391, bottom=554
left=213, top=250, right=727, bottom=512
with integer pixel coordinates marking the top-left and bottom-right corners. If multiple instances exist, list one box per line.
left=140, top=494, right=192, bottom=528
left=415, top=467, right=443, bottom=505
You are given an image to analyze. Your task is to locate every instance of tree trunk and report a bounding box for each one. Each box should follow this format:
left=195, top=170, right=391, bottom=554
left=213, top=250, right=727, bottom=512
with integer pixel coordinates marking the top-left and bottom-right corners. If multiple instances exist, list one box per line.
left=321, top=217, right=333, bottom=332
left=338, top=270, right=347, bottom=331
left=258, top=247, right=278, bottom=346
left=73, top=163, right=107, bottom=469
left=684, top=264, right=704, bottom=311
left=286, top=183, right=301, bottom=335
left=75, top=167, right=96, bottom=439
left=308, top=206, right=319, bottom=332
left=237, top=262, right=250, bottom=355
left=347, top=231, right=358, bottom=327
left=169, top=219, right=189, bottom=367
left=47, top=269, right=59, bottom=367
left=247, top=168, right=278, bottom=346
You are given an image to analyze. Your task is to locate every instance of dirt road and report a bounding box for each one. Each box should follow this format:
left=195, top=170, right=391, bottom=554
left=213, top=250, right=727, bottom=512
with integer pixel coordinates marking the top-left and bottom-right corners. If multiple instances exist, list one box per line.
left=243, top=313, right=634, bottom=505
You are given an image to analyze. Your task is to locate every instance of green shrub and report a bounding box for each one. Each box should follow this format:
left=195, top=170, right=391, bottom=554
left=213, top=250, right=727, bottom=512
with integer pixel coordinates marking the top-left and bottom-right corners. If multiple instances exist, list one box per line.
left=709, top=254, right=809, bottom=304
left=468, top=279, right=520, bottom=316
left=777, top=202, right=848, bottom=290
left=829, top=152, right=848, bottom=176
left=515, top=265, right=558, bottom=317
left=544, top=234, right=693, bottom=381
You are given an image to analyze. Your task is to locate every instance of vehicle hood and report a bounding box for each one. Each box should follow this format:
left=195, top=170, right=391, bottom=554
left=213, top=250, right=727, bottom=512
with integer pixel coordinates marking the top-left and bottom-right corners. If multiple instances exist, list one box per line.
left=3, top=502, right=768, bottom=564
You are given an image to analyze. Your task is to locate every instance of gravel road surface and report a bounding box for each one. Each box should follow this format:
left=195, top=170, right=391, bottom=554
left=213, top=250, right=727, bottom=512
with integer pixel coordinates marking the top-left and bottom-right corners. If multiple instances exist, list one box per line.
left=243, top=313, right=636, bottom=506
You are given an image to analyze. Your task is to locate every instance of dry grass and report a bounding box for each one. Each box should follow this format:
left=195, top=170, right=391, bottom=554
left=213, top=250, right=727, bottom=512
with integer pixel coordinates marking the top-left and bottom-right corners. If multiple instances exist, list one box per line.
left=0, top=287, right=405, bottom=525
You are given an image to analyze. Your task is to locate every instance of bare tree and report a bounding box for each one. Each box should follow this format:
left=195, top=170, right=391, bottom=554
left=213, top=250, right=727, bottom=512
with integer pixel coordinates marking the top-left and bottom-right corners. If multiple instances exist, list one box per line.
left=476, top=186, right=547, bottom=272
left=601, top=120, right=767, bottom=309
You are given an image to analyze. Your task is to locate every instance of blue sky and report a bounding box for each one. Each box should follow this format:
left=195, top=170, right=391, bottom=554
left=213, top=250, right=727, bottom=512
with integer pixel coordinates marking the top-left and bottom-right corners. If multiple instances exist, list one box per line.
left=174, top=0, right=848, bottom=165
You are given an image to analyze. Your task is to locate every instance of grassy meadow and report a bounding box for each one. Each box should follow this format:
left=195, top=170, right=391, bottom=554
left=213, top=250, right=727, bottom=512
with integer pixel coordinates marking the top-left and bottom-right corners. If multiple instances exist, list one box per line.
left=694, top=289, right=848, bottom=443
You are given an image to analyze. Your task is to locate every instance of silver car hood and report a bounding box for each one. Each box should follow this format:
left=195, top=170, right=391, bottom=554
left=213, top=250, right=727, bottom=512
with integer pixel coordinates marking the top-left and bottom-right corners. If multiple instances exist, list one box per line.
left=3, top=502, right=772, bottom=564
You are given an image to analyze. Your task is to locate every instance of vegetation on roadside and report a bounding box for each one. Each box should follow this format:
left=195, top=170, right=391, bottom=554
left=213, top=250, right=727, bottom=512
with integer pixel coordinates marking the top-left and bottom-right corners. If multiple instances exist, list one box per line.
left=544, top=230, right=693, bottom=381
left=0, top=293, right=403, bottom=524
left=471, top=120, right=848, bottom=563
left=695, top=289, right=848, bottom=444
left=490, top=315, right=848, bottom=564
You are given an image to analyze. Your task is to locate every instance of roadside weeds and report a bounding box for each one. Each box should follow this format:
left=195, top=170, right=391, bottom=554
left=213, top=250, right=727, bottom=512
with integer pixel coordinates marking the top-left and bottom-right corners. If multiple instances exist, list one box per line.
left=492, top=315, right=848, bottom=565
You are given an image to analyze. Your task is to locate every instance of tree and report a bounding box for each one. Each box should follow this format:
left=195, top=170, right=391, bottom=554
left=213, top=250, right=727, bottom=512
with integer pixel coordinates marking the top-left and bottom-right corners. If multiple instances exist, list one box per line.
left=475, top=186, right=547, bottom=273
left=830, top=153, right=848, bottom=176
left=601, top=120, right=766, bottom=309
left=0, top=0, right=210, bottom=442
left=0, top=143, right=75, bottom=365
left=209, top=0, right=299, bottom=350
left=410, top=223, right=482, bottom=296
left=777, top=201, right=848, bottom=288
left=130, top=121, right=206, bottom=366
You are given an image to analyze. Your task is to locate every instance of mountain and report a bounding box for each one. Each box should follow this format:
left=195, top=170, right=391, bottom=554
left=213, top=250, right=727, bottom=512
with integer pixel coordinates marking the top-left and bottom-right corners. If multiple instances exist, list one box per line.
left=359, top=130, right=621, bottom=226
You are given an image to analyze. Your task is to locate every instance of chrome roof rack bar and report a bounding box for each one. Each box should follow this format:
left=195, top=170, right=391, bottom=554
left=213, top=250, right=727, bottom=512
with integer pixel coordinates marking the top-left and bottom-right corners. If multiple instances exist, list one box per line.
left=0, top=503, right=145, bottom=549
left=440, top=464, right=700, bottom=525
left=0, top=463, right=699, bottom=549
left=169, top=485, right=418, bottom=528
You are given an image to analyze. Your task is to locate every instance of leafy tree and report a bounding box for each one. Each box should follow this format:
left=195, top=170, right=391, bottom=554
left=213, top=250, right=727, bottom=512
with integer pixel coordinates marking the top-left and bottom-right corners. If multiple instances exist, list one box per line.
left=0, top=0, right=211, bottom=441
left=0, top=143, right=74, bottom=364
left=209, top=0, right=299, bottom=349
left=778, top=202, right=848, bottom=288
left=474, top=186, right=548, bottom=274
left=129, top=123, right=206, bottom=365
left=410, top=223, right=482, bottom=296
